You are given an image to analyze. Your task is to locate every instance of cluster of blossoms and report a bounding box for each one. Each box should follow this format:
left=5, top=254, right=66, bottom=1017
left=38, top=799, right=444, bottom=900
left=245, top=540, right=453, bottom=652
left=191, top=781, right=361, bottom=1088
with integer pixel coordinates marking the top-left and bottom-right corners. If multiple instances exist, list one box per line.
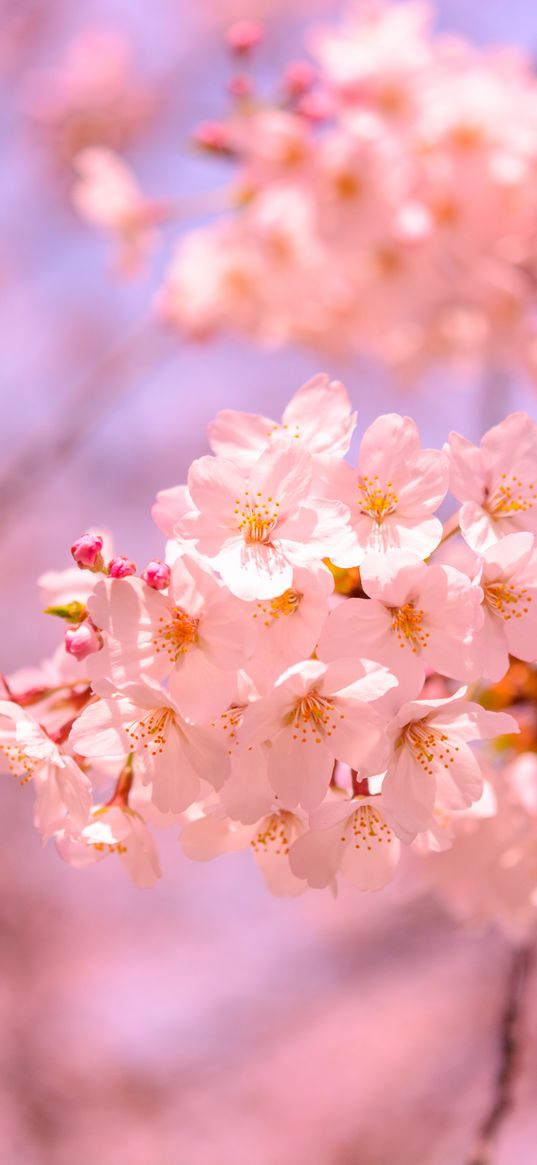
left=3, top=375, right=537, bottom=928
left=72, top=2, right=537, bottom=380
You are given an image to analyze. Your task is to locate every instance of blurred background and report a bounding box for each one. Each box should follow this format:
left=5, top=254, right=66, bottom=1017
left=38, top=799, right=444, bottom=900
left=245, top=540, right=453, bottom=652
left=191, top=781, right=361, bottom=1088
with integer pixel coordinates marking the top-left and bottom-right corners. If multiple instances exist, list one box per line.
left=1, top=2, right=537, bottom=1162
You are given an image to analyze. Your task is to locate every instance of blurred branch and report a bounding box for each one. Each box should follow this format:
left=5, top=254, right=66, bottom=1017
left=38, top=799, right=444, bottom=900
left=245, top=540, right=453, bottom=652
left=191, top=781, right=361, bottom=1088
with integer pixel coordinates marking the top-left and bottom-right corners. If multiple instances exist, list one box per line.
left=467, top=944, right=533, bottom=1165
left=0, top=314, right=173, bottom=539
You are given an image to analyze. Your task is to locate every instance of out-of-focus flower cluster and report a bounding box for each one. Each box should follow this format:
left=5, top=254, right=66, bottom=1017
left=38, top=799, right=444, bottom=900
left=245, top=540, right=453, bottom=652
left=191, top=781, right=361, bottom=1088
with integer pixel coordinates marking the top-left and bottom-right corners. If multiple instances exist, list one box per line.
left=72, top=1, right=537, bottom=380
left=3, top=375, right=537, bottom=934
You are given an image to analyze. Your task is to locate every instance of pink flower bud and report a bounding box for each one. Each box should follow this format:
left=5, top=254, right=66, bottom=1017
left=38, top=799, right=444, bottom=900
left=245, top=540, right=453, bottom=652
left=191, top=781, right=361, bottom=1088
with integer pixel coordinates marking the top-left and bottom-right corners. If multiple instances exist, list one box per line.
left=108, top=555, right=137, bottom=578
left=71, top=532, right=104, bottom=571
left=284, top=60, right=316, bottom=98
left=141, top=560, right=171, bottom=590
left=297, top=90, right=334, bottom=123
left=226, top=20, right=264, bottom=55
left=64, top=622, right=102, bottom=661
left=228, top=74, right=253, bottom=100
left=194, top=120, right=233, bottom=155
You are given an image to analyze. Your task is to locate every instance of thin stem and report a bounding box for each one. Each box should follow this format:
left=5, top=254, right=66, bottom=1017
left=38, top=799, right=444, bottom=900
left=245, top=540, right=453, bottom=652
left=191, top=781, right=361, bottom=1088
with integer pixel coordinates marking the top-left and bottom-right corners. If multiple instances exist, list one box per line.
left=466, top=944, right=532, bottom=1165
left=439, top=511, right=460, bottom=547
left=106, top=753, right=134, bottom=809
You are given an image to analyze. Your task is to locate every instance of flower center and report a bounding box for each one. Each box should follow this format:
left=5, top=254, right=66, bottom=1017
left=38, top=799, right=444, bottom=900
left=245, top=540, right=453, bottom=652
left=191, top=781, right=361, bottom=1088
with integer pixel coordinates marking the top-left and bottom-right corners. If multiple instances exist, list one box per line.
left=484, top=581, right=532, bottom=622
left=154, top=607, right=199, bottom=661
left=357, top=474, right=398, bottom=524
left=0, top=742, right=35, bottom=784
left=214, top=705, right=245, bottom=753
left=125, top=707, right=174, bottom=755
left=235, top=491, right=281, bottom=545
left=486, top=474, right=537, bottom=517
left=252, top=588, right=303, bottom=627
left=287, top=689, right=341, bottom=743
left=390, top=602, right=430, bottom=652
left=339, top=803, right=393, bottom=849
left=401, top=720, right=459, bottom=776
left=250, top=811, right=296, bottom=856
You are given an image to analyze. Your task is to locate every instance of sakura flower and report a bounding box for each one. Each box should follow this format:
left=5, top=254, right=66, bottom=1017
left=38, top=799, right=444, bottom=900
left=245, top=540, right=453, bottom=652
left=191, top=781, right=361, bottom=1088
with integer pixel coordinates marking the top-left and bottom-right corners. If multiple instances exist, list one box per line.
left=471, top=532, right=537, bottom=681
left=208, top=373, right=356, bottom=469
left=447, top=412, right=537, bottom=553
left=56, top=803, right=161, bottom=888
left=86, top=557, right=250, bottom=719
left=244, top=563, right=334, bottom=689
left=180, top=805, right=308, bottom=897
left=375, top=690, right=518, bottom=840
left=289, top=792, right=401, bottom=891
left=72, top=148, right=158, bottom=273
left=0, top=701, right=91, bottom=839
left=240, top=658, right=396, bottom=810
left=178, top=443, right=348, bottom=601
left=210, top=699, right=274, bottom=824
left=69, top=682, right=229, bottom=813
left=330, top=414, right=448, bottom=566
left=318, top=549, right=483, bottom=697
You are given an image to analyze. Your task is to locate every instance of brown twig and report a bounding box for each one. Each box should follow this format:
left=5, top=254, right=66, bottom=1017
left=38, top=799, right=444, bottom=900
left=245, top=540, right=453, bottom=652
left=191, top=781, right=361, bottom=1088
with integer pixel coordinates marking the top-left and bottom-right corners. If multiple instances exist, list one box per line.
left=467, top=944, right=533, bottom=1165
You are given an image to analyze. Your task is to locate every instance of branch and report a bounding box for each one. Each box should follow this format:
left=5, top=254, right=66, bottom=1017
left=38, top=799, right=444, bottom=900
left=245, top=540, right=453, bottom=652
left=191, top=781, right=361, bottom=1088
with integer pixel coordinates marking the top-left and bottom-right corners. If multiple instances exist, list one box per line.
left=467, top=944, right=533, bottom=1165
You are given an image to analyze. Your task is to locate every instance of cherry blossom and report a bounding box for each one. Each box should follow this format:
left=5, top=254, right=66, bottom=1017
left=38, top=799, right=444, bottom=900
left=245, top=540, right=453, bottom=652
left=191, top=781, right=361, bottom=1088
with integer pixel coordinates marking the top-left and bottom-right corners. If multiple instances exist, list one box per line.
left=375, top=690, right=518, bottom=840
left=178, top=442, right=348, bottom=600
left=72, top=148, right=159, bottom=274
left=240, top=658, right=396, bottom=810
left=6, top=376, right=536, bottom=910
left=447, top=412, right=537, bottom=552
left=471, top=532, right=537, bottom=681
left=69, top=682, right=229, bottom=813
left=180, top=804, right=308, bottom=896
left=318, top=549, right=482, bottom=697
left=330, top=414, right=448, bottom=565
left=56, top=803, right=161, bottom=888
left=0, top=701, right=91, bottom=839
left=289, top=792, right=401, bottom=891
left=86, top=557, right=250, bottom=718
left=208, top=373, right=356, bottom=469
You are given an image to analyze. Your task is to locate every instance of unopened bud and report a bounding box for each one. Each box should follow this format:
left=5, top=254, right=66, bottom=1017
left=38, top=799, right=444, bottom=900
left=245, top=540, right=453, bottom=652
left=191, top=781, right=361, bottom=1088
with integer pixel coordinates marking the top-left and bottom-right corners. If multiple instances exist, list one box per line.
left=226, top=20, right=264, bottom=55
left=229, top=74, right=253, bottom=100
left=141, top=559, right=171, bottom=590
left=71, top=533, right=104, bottom=572
left=284, top=60, right=316, bottom=97
left=194, top=120, right=234, bottom=155
left=108, top=555, right=137, bottom=579
left=64, top=622, right=102, bottom=661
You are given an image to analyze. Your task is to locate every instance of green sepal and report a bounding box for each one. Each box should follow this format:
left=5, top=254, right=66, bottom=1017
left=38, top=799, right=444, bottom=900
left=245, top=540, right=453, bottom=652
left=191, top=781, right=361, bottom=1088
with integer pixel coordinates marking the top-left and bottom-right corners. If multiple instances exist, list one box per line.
left=44, top=601, right=87, bottom=624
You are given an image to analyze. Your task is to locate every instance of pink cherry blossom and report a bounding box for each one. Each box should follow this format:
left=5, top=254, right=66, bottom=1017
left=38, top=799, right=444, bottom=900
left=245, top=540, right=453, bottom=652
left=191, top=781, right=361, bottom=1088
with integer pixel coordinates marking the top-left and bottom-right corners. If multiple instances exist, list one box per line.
left=208, top=373, right=356, bottom=468
left=179, top=805, right=308, bottom=897
left=56, top=803, right=161, bottom=888
left=471, top=532, right=537, bottom=681
left=289, top=791, right=401, bottom=891
left=210, top=700, right=274, bottom=824
left=0, top=701, right=91, bottom=839
left=69, top=682, right=229, bottom=814
left=86, top=558, right=250, bottom=719
left=72, top=148, right=159, bottom=274
left=375, top=689, right=518, bottom=840
left=178, top=443, right=348, bottom=600
left=240, top=657, right=396, bottom=810
left=330, top=414, right=448, bottom=565
left=244, top=563, right=334, bottom=689
left=318, top=549, right=483, bottom=697
left=447, top=412, right=537, bottom=552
